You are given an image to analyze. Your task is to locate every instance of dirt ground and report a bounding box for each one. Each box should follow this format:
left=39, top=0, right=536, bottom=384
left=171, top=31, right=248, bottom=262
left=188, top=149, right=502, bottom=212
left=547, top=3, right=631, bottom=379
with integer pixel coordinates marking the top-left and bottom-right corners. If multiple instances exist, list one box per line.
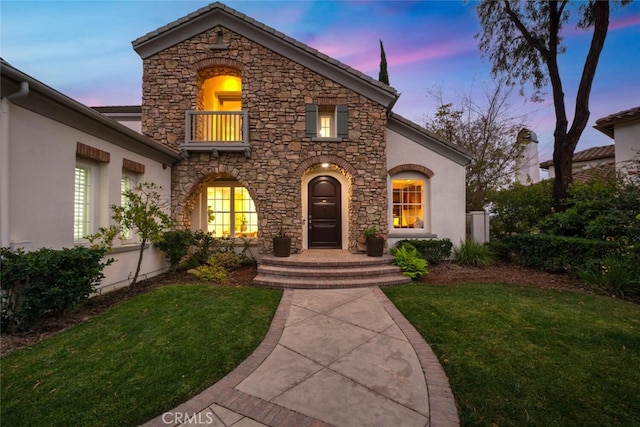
left=0, top=262, right=601, bottom=357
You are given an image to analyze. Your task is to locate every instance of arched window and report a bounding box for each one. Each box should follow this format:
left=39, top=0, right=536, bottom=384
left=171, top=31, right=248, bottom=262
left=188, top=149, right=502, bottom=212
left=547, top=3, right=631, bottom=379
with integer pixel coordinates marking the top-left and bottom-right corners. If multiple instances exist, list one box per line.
left=391, top=172, right=429, bottom=231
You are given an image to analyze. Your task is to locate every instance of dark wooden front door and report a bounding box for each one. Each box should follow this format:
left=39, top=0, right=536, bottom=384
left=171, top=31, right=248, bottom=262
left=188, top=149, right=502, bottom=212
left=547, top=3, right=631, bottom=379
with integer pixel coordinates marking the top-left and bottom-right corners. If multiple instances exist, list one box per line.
left=308, top=176, right=341, bottom=248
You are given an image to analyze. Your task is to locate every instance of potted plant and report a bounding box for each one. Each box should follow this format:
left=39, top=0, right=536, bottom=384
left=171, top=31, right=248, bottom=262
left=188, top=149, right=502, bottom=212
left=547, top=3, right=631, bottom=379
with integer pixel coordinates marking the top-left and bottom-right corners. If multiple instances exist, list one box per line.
left=239, top=215, right=248, bottom=232
left=273, top=224, right=291, bottom=257
left=364, top=225, right=384, bottom=257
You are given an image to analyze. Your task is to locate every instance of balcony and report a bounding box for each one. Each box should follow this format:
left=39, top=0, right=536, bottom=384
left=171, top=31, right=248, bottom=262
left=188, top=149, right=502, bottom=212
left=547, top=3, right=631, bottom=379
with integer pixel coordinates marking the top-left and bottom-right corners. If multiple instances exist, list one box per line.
left=183, top=110, right=250, bottom=157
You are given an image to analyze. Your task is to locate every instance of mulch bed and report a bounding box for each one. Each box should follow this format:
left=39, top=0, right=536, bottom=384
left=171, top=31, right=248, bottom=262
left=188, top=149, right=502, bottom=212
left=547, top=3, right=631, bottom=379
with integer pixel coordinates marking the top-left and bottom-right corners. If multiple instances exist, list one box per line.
left=0, top=261, right=623, bottom=357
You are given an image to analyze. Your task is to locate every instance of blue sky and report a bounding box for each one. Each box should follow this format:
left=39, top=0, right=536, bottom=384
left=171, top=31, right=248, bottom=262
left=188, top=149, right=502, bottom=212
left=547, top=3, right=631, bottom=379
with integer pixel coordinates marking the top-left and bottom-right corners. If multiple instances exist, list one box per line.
left=2, top=0, right=639, bottom=161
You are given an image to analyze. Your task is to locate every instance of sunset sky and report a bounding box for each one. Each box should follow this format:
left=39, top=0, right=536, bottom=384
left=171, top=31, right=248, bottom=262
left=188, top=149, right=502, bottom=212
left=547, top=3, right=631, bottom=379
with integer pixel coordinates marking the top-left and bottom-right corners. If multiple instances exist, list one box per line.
left=2, top=0, right=639, bottom=161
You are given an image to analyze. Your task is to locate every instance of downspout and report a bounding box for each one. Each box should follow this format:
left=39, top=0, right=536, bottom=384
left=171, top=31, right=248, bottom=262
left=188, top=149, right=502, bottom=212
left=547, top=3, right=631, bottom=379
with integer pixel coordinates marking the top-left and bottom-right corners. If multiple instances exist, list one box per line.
left=1, top=81, right=30, bottom=247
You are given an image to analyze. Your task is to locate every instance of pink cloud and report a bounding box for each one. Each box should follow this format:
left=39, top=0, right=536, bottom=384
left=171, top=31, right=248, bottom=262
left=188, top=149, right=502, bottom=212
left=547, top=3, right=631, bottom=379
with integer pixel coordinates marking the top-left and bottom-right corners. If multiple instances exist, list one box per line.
left=610, top=13, right=640, bottom=30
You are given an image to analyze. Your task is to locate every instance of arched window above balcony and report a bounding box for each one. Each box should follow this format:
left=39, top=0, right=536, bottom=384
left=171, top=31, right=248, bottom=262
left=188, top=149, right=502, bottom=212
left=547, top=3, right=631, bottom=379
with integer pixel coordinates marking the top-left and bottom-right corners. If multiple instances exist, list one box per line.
left=202, top=75, right=241, bottom=112
left=186, top=71, right=249, bottom=156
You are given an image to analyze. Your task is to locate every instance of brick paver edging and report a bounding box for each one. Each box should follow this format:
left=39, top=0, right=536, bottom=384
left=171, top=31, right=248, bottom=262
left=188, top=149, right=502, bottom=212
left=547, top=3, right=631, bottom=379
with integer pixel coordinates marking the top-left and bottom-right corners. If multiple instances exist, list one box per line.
left=142, top=289, right=332, bottom=427
left=372, top=287, right=460, bottom=427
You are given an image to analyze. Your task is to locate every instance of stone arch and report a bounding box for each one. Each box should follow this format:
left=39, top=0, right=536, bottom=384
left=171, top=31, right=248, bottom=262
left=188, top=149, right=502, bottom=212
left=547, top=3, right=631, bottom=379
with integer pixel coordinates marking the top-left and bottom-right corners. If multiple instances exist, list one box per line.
left=194, top=60, right=243, bottom=112
left=173, top=164, right=260, bottom=230
left=295, top=154, right=358, bottom=178
left=388, top=163, right=434, bottom=178
left=192, top=58, right=244, bottom=73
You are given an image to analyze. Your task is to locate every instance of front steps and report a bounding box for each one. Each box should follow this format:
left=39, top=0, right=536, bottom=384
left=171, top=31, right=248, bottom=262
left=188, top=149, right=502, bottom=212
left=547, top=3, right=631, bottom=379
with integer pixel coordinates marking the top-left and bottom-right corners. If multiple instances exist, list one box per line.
left=253, top=250, right=411, bottom=289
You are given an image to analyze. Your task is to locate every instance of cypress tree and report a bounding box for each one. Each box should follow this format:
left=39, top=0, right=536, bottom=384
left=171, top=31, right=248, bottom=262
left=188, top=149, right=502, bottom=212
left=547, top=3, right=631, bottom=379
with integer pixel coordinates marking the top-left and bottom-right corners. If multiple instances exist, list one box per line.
left=378, top=39, right=389, bottom=85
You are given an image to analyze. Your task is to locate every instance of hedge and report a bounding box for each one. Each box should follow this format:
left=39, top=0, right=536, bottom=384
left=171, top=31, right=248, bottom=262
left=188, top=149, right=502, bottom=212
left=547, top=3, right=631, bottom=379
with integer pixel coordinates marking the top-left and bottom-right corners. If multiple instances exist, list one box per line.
left=1, top=246, right=111, bottom=331
left=395, top=238, right=453, bottom=264
left=501, top=234, right=619, bottom=273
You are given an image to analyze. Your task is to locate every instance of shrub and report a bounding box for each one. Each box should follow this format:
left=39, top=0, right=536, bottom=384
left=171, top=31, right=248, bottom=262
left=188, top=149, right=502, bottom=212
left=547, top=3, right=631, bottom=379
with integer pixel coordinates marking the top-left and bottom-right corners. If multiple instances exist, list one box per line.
left=576, top=256, right=640, bottom=298
left=490, top=180, right=554, bottom=239
left=187, top=251, right=247, bottom=283
left=395, top=238, right=453, bottom=264
left=1, top=246, right=111, bottom=331
left=155, top=230, right=194, bottom=272
left=183, top=230, right=217, bottom=269
left=207, top=251, right=247, bottom=270
left=501, top=234, right=618, bottom=273
left=453, top=240, right=493, bottom=267
left=391, top=244, right=428, bottom=279
left=188, top=263, right=227, bottom=283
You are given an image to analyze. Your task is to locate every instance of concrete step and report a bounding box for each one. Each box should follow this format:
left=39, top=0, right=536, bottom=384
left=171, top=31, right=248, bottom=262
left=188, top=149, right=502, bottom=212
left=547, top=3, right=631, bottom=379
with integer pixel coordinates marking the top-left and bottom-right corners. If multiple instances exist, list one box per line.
left=253, top=273, right=411, bottom=289
left=253, top=253, right=411, bottom=289
left=257, top=264, right=404, bottom=279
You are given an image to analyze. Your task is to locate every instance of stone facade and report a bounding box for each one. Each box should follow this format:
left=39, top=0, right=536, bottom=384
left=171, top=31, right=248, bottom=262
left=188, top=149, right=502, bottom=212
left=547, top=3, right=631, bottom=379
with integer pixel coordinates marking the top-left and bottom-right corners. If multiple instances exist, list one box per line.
left=141, top=26, right=388, bottom=254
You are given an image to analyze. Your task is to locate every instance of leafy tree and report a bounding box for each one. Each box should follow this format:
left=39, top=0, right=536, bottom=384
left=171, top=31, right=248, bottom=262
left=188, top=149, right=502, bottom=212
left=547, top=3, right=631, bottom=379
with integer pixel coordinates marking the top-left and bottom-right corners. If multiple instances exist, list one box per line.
left=378, top=39, right=390, bottom=85
left=424, top=80, right=527, bottom=210
left=490, top=179, right=554, bottom=238
left=475, top=0, right=630, bottom=211
left=89, top=182, right=173, bottom=287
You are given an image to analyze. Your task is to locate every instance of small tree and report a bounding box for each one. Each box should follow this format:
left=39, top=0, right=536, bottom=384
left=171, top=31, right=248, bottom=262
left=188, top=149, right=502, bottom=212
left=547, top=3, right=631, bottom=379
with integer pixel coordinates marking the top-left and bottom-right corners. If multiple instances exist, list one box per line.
left=424, top=80, right=527, bottom=210
left=89, top=182, right=173, bottom=287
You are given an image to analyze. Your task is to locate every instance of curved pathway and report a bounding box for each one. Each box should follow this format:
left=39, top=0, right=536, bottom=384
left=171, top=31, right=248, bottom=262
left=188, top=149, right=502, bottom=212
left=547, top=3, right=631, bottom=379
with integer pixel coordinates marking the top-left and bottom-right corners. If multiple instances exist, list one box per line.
left=142, top=287, right=458, bottom=426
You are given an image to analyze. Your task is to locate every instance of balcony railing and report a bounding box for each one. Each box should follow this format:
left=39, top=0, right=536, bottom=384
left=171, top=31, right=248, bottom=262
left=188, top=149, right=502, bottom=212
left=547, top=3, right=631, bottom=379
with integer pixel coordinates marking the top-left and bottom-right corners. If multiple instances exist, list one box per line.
left=183, top=110, right=250, bottom=157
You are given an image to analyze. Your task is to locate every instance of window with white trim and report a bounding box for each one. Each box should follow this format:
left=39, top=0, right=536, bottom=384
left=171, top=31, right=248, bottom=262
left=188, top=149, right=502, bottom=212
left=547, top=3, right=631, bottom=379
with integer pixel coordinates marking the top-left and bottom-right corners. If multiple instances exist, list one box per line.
left=207, top=183, right=257, bottom=238
left=391, top=173, right=427, bottom=230
left=74, top=164, right=93, bottom=240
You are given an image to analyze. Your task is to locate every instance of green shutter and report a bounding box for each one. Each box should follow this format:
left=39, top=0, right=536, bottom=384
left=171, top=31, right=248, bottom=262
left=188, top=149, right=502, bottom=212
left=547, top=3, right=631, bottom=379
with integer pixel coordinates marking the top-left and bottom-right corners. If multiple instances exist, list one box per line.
left=305, top=104, right=318, bottom=137
left=337, top=104, right=348, bottom=138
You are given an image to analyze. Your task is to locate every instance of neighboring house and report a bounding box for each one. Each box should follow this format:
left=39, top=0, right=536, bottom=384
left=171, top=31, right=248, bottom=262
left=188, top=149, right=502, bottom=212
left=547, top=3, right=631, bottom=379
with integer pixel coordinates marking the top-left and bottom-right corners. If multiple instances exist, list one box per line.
left=540, top=106, right=640, bottom=182
left=1, top=59, right=181, bottom=293
left=594, top=106, right=640, bottom=177
left=1, top=1, right=471, bottom=294
left=127, top=1, right=471, bottom=254
left=540, top=145, right=616, bottom=182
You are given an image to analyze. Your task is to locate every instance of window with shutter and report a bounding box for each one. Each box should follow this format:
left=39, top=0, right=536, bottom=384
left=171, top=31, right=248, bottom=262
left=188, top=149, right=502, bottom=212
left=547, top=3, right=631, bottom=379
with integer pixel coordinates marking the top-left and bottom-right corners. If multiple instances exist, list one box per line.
left=306, top=103, right=348, bottom=139
left=305, top=104, right=318, bottom=137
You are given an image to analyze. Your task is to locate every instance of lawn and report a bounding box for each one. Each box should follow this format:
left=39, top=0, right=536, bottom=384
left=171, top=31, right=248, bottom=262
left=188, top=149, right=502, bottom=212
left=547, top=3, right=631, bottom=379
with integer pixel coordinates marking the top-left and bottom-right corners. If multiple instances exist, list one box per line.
left=1, top=284, right=282, bottom=427
left=384, top=283, right=640, bottom=426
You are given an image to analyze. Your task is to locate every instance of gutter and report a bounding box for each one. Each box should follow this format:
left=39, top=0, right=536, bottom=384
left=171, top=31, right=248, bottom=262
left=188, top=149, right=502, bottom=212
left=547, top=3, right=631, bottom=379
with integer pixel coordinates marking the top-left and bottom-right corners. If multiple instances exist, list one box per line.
left=1, top=81, right=30, bottom=247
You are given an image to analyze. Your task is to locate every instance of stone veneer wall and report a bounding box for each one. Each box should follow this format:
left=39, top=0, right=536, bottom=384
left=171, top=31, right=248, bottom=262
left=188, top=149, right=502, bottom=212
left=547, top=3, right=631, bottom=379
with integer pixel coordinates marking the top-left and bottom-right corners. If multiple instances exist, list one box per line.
left=141, top=26, right=388, bottom=254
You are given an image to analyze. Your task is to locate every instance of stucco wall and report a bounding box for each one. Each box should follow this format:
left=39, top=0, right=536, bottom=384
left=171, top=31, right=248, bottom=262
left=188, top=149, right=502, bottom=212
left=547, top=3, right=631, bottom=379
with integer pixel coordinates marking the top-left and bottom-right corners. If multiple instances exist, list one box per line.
left=614, top=121, right=640, bottom=172
left=386, top=128, right=467, bottom=246
left=7, top=104, right=171, bottom=291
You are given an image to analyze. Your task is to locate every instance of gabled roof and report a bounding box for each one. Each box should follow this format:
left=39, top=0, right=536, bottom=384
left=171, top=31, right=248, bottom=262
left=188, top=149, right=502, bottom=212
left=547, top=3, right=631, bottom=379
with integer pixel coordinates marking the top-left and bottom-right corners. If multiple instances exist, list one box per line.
left=387, top=112, right=472, bottom=166
left=539, top=145, right=614, bottom=169
left=132, top=1, right=398, bottom=109
left=1, top=59, right=181, bottom=164
left=594, top=106, right=640, bottom=138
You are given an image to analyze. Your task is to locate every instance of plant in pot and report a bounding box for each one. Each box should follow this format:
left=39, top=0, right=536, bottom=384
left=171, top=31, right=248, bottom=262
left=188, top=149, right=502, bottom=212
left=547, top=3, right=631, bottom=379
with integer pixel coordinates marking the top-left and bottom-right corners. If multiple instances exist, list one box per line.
left=364, top=225, right=384, bottom=257
left=239, top=215, right=248, bottom=232
left=273, top=224, right=291, bottom=257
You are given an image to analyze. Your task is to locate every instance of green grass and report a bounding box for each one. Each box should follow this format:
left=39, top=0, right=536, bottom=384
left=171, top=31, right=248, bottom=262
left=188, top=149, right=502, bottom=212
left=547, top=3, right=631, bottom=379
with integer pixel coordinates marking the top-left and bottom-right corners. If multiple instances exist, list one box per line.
left=1, top=285, right=282, bottom=427
left=384, top=283, right=640, bottom=426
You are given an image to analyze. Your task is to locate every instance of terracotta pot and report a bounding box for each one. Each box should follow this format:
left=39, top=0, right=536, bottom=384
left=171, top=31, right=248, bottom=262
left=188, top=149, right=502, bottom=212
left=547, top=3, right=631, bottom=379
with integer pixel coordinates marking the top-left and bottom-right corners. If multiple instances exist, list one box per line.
left=273, top=237, right=291, bottom=257
left=366, top=237, right=384, bottom=257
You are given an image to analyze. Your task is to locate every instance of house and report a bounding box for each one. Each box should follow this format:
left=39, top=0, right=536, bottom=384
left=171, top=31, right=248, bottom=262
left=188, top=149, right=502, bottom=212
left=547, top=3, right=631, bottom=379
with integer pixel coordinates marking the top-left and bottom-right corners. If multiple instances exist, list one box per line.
left=128, top=1, right=471, bottom=255
left=540, top=145, right=616, bottom=182
left=594, top=106, right=640, bottom=177
left=1, top=1, right=470, bottom=292
left=0, top=59, right=181, bottom=293
left=540, top=106, right=640, bottom=182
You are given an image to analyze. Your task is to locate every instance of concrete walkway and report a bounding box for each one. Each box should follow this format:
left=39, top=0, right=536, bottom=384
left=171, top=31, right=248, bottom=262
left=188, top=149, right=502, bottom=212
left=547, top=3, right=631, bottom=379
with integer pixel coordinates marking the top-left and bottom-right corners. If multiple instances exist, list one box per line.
left=142, top=288, right=458, bottom=427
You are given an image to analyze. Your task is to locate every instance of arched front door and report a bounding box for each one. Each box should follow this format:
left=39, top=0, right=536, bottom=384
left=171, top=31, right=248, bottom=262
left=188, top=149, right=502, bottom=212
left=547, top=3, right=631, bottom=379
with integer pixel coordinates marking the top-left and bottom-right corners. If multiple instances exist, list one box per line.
left=308, top=176, right=341, bottom=248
